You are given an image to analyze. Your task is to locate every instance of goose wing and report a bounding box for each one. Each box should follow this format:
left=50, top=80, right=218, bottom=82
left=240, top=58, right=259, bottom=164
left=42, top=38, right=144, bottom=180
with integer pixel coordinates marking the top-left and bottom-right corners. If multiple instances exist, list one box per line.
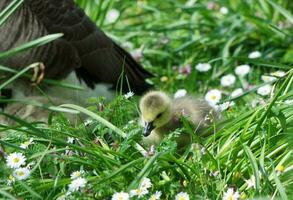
left=25, top=0, right=153, bottom=93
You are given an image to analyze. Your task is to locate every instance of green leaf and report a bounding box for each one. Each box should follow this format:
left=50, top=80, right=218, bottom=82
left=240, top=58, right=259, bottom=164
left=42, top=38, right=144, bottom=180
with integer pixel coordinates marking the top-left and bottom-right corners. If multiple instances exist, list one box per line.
left=0, top=34, right=63, bottom=59
left=266, top=0, right=293, bottom=24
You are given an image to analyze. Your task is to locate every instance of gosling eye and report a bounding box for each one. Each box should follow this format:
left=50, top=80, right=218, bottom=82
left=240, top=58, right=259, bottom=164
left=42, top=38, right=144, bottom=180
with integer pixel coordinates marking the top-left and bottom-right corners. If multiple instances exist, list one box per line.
left=156, top=113, right=163, bottom=119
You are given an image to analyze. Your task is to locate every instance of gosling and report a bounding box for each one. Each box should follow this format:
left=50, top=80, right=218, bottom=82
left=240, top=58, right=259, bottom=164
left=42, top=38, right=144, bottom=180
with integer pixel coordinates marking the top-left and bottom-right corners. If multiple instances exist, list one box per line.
left=139, top=91, right=217, bottom=150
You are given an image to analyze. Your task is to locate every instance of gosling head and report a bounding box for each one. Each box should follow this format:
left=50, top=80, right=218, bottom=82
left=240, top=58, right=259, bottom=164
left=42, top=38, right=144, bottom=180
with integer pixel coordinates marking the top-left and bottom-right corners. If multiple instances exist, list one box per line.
left=139, top=91, right=172, bottom=137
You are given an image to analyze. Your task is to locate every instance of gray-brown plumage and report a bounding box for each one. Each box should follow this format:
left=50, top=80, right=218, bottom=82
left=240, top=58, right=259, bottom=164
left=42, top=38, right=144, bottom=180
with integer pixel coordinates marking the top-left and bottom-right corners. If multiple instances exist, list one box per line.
left=0, top=0, right=152, bottom=94
left=139, top=91, right=218, bottom=150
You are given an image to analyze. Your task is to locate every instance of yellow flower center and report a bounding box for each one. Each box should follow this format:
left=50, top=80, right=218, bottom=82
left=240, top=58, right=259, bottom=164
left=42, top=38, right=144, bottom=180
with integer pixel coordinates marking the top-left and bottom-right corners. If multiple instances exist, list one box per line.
left=17, top=171, right=25, bottom=176
left=160, top=76, right=168, bottom=82
left=211, top=95, right=217, bottom=100
left=276, top=165, right=285, bottom=172
left=13, top=157, right=20, bottom=163
left=228, top=194, right=233, bottom=200
left=73, top=172, right=81, bottom=177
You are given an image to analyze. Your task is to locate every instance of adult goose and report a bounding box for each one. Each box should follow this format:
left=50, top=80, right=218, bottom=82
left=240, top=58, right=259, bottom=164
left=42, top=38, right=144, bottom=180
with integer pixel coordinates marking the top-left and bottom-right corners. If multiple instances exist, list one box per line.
left=0, top=0, right=152, bottom=97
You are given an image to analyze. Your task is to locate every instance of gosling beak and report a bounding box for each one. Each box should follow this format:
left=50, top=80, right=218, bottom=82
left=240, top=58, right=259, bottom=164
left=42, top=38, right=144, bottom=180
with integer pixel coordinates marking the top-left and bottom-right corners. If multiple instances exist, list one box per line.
left=143, top=122, right=155, bottom=137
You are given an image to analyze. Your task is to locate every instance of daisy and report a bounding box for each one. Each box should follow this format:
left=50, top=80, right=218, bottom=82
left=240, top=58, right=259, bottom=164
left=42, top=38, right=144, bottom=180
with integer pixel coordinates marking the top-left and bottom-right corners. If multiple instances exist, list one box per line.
left=175, top=192, right=189, bottom=200
left=271, top=70, right=286, bottom=77
left=221, top=74, right=236, bottom=87
left=251, top=98, right=265, bottom=108
left=223, top=188, right=240, bottom=200
left=6, top=152, right=26, bottom=169
left=68, top=177, right=87, bottom=192
left=261, top=75, right=277, bottom=83
left=130, top=188, right=148, bottom=198
left=209, top=171, right=220, bottom=177
left=67, top=137, right=75, bottom=144
left=124, top=91, right=135, bottom=99
left=149, top=191, right=162, bottom=200
left=218, top=101, right=235, bottom=111
left=195, top=63, right=211, bottom=72
left=112, top=192, right=130, bottom=200
left=205, top=89, right=222, bottom=106
left=143, top=145, right=156, bottom=157
left=174, top=89, right=187, bottom=99
left=257, top=85, right=272, bottom=96
left=70, top=170, right=85, bottom=180
left=220, top=7, right=229, bottom=14
left=231, top=88, right=243, bottom=98
left=20, top=138, right=34, bottom=149
left=105, top=9, right=120, bottom=23
left=160, top=76, right=168, bottom=82
left=13, top=167, right=30, bottom=180
left=178, top=64, right=192, bottom=75
left=140, top=177, right=152, bottom=189
left=248, top=51, right=261, bottom=59
left=245, top=175, right=256, bottom=189
left=207, top=2, right=218, bottom=10
left=200, top=147, right=207, bottom=155
left=235, top=65, right=250, bottom=77
left=7, top=175, right=15, bottom=186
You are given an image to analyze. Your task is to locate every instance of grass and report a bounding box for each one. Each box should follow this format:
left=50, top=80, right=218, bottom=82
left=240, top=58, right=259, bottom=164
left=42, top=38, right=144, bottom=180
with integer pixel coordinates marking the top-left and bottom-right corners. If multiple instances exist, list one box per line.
left=0, top=0, right=293, bottom=199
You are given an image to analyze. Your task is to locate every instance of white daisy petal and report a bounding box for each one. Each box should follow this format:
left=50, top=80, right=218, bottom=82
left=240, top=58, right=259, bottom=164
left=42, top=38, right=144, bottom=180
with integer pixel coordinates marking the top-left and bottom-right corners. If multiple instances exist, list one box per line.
left=223, top=188, right=240, bottom=200
left=68, top=177, right=87, bottom=192
left=130, top=188, right=148, bottom=198
left=221, top=74, right=236, bottom=87
left=195, top=63, right=212, bottom=72
left=257, top=85, right=272, bottom=96
left=220, top=7, right=229, bottom=14
left=149, top=191, right=162, bottom=200
left=70, top=170, right=85, bottom=180
left=140, top=177, right=152, bottom=189
left=231, top=88, right=243, bottom=98
left=261, top=75, right=277, bottom=83
left=235, top=65, right=250, bottom=77
left=112, top=192, right=130, bottom=200
left=245, top=176, right=256, bottom=189
left=218, top=101, right=235, bottom=111
left=174, top=89, right=187, bottom=99
left=20, top=138, right=34, bottom=149
left=6, top=152, right=27, bottom=169
left=124, top=91, right=135, bottom=99
left=13, top=167, right=30, bottom=180
left=270, top=70, right=286, bottom=77
left=105, top=9, right=120, bottom=24
left=175, top=192, right=189, bottom=200
left=205, top=89, right=222, bottom=106
left=67, top=137, right=75, bottom=144
left=248, top=51, right=262, bottom=59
